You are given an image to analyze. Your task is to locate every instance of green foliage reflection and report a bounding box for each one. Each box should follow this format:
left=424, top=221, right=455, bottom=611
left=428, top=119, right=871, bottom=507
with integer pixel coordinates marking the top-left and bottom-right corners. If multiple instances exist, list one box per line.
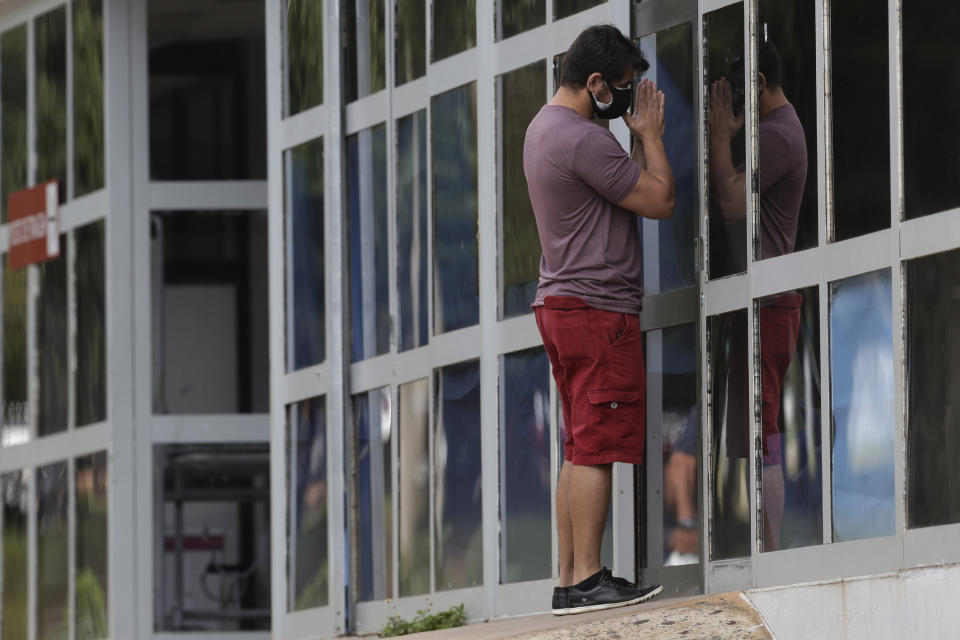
left=286, top=0, right=324, bottom=115
left=74, top=0, right=105, bottom=197
left=1, top=25, right=27, bottom=224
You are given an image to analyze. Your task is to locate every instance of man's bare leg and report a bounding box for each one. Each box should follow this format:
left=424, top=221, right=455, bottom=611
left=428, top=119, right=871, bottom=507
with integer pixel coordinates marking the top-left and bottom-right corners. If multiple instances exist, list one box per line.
left=556, top=462, right=575, bottom=587
left=569, top=463, right=612, bottom=584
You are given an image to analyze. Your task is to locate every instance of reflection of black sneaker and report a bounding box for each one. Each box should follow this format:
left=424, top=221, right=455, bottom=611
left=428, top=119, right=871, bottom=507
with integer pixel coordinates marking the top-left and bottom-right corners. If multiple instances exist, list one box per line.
left=551, top=586, right=570, bottom=614
left=553, top=569, right=663, bottom=615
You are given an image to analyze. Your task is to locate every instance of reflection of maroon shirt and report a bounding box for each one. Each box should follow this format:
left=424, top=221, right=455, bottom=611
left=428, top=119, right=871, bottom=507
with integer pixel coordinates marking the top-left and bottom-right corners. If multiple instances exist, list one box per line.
left=523, top=105, right=643, bottom=314
left=759, top=104, right=807, bottom=259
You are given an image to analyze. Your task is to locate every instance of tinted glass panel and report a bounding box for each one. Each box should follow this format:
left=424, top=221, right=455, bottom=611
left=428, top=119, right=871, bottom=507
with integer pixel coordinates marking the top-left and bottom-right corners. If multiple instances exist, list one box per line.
left=648, top=324, right=698, bottom=566
left=907, top=249, right=960, bottom=528
left=759, top=287, right=821, bottom=552
left=288, top=397, right=328, bottom=610
left=343, top=0, right=386, bottom=102
left=38, top=239, right=68, bottom=436
left=501, top=348, right=551, bottom=583
left=2, top=255, right=28, bottom=445
left=432, top=83, right=478, bottom=334
left=2, top=471, right=28, bottom=640
left=395, top=0, right=425, bottom=85
left=709, top=309, right=750, bottom=560
left=432, top=0, right=475, bottom=62
left=554, top=0, right=604, bottom=21
left=757, top=0, right=817, bottom=257
left=285, top=138, right=326, bottom=370
left=285, top=0, right=323, bottom=115
left=903, top=3, right=960, bottom=218
left=396, top=111, right=429, bottom=351
left=1, top=25, right=28, bottom=223
left=398, top=378, right=429, bottom=596
left=76, top=221, right=106, bottom=426
left=157, top=445, right=271, bottom=630
left=638, top=23, right=696, bottom=294
left=706, top=3, right=746, bottom=279
left=830, top=269, right=894, bottom=541
left=37, top=461, right=68, bottom=640
left=434, top=360, right=482, bottom=590
left=348, top=125, right=390, bottom=361
left=149, top=0, right=266, bottom=179
left=36, top=7, right=67, bottom=203
left=499, top=61, right=544, bottom=318
left=499, top=0, right=545, bottom=40
left=76, top=452, right=108, bottom=640
left=152, top=212, right=269, bottom=414
left=830, top=0, right=889, bottom=240
left=73, top=0, right=105, bottom=197
left=353, top=388, right=393, bottom=601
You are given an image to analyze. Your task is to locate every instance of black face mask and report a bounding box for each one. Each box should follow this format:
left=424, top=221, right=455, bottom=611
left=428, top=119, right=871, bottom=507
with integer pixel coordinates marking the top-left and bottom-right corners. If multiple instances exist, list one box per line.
left=589, top=79, right=633, bottom=120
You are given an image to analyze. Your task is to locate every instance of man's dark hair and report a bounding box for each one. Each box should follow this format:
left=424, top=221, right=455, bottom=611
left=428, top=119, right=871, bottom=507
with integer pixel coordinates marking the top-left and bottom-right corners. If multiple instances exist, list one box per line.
left=758, top=40, right=783, bottom=88
left=560, top=24, right=648, bottom=89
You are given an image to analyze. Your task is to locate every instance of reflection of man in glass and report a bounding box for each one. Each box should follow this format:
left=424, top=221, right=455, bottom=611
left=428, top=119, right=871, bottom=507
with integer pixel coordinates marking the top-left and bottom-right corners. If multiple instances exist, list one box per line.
left=524, top=24, right=675, bottom=615
left=709, top=40, right=807, bottom=551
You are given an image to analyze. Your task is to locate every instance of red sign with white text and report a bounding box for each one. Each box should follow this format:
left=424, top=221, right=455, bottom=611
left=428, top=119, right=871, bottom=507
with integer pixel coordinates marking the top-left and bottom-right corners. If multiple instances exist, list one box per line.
left=9, top=180, right=60, bottom=270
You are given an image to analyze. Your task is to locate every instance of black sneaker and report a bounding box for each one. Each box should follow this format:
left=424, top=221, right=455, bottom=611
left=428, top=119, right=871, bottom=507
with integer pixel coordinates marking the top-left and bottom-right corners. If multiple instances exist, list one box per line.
left=553, top=568, right=663, bottom=615
left=551, top=586, right=570, bottom=614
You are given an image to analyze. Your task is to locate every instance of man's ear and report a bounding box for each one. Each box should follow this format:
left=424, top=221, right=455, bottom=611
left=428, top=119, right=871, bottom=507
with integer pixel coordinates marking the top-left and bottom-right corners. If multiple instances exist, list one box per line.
left=757, top=71, right=768, bottom=93
left=586, top=72, right=607, bottom=95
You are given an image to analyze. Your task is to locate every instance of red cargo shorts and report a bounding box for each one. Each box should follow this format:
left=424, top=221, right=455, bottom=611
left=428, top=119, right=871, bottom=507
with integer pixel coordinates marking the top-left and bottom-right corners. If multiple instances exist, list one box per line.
left=534, top=295, right=646, bottom=465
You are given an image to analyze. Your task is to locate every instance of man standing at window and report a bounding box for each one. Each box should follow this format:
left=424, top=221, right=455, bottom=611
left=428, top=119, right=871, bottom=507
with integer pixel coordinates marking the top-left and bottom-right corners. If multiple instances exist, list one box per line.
left=524, top=24, right=675, bottom=615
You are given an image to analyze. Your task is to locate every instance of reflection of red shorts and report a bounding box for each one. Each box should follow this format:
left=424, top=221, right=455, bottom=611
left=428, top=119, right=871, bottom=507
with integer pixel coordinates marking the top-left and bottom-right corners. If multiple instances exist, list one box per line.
left=534, top=296, right=645, bottom=465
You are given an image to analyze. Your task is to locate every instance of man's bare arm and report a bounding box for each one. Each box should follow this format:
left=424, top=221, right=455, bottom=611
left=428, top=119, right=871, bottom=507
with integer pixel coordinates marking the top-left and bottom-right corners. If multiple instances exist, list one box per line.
left=618, top=80, right=676, bottom=220
left=709, top=78, right=747, bottom=221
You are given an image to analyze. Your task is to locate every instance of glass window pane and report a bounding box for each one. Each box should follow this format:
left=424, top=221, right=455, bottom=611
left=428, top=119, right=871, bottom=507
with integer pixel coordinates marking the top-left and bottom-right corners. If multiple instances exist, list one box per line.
left=398, top=378, right=429, bottom=596
left=396, top=111, right=428, bottom=351
left=2, top=255, right=28, bottom=445
left=648, top=324, right=699, bottom=567
left=829, top=269, right=894, bottom=541
left=395, top=0, right=425, bottom=86
left=1, top=24, right=28, bottom=223
left=903, top=3, right=960, bottom=219
left=554, top=0, right=604, bottom=21
left=498, top=61, right=544, bottom=319
left=348, top=125, right=390, bottom=361
left=76, top=452, right=108, bottom=640
left=637, top=23, right=697, bottom=294
left=285, top=138, right=326, bottom=371
left=498, top=0, right=545, bottom=41
left=432, top=0, right=475, bottom=62
left=830, top=0, right=889, bottom=241
left=38, top=239, right=68, bottom=436
left=36, top=7, right=67, bottom=203
left=2, top=471, right=28, bottom=640
left=157, top=445, right=271, bottom=630
left=37, top=461, right=68, bottom=640
left=706, top=2, right=746, bottom=279
left=906, top=249, right=960, bottom=528
left=432, top=83, right=478, bottom=334
left=709, top=309, right=750, bottom=560
left=759, top=287, right=822, bottom=552
left=343, top=0, right=386, bottom=103
left=76, top=221, right=106, bottom=426
left=287, top=398, right=328, bottom=611
left=353, top=388, right=393, bottom=601
left=500, top=348, right=551, bottom=583
left=149, top=0, right=266, bottom=179
left=73, top=0, right=105, bottom=197
left=434, top=360, right=482, bottom=590
left=285, top=0, right=324, bottom=115
left=756, top=0, right=817, bottom=258
left=152, top=211, right=269, bottom=414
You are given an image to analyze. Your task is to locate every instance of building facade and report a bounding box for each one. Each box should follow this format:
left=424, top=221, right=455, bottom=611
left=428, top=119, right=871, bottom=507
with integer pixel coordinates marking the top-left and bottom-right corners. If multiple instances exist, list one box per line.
left=0, top=0, right=958, bottom=639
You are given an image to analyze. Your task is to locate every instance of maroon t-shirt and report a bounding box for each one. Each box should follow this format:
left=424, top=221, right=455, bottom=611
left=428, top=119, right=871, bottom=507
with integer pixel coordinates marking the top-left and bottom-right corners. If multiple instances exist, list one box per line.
left=523, top=105, right=643, bottom=314
left=759, top=103, right=807, bottom=259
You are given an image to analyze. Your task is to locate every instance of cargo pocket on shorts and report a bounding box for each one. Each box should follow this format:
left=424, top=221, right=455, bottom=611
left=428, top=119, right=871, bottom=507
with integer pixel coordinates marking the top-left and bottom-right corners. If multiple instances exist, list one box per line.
left=586, top=389, right=642, bottom=443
